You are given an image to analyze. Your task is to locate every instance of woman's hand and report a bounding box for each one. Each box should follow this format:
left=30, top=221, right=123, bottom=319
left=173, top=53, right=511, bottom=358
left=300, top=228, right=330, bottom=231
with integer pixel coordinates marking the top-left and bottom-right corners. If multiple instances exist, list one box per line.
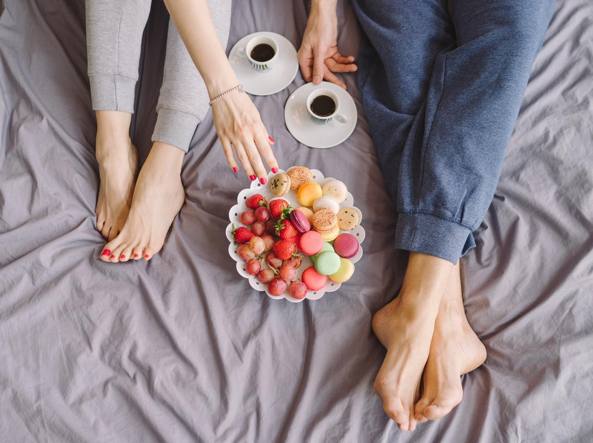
left=298, top=1, right=357, bottom=89
left=211, top=89, right=278, bottom=183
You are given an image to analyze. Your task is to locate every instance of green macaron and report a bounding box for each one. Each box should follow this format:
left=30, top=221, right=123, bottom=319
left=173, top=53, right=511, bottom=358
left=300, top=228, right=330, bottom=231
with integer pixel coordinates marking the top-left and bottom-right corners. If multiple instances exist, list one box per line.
left=311, top=242, right=335, bottom=265
left=314, top=251, right=341, bottom=276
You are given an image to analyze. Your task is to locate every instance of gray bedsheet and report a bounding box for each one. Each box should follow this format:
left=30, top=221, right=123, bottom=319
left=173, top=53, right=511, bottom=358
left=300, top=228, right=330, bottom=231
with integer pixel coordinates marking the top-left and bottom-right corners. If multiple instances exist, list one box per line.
left=1, top=1, right=592, bottom=442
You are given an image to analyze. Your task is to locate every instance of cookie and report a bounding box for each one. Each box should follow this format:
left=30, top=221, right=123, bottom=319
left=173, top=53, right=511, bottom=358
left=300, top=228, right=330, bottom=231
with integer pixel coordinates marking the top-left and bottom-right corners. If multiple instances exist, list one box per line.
left=312, top=196, right=340, bottom=214
left=287, top=166, right=313, bottom=191
left=269, top=172, right=291, bottom=196
left=322, top=179, right=348, bottom=203
left=311, top=208, right=338, bottom=233
left=337, top=207, right=361, bottom=231
left=296, top=181, right=323, bottom=207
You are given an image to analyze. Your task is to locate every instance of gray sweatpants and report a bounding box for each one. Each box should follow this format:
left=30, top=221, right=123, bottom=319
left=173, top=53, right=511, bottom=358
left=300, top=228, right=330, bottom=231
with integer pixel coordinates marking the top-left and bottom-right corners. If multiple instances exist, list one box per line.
left=85, top=0, right=232, bottom=152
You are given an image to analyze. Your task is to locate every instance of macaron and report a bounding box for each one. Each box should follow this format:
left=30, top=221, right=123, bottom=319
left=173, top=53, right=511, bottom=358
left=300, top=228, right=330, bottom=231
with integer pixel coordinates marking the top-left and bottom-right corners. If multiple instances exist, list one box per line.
left=333, top=233, right=360, bottom=259
left=287, top=166, right=313, bottom=191
left=337, top=207, right=361, bottom=231
left=322, top=179, right=348, bottom=203
left=269, top=172, right=291, bottom=196
left=329, top=258, right=355, bottom=283
left=314, top=251, right=341, bottom=276
left=302, top=266, right=328, bottom=291
left=311, top=242, right=334, bottom=264
left=290, top=209, right=311, bottom=233
left=312, top=196, right=340, bottom=214
left=297, top=207, right=314, bottom=220
left=297, top=181, right=323, bottom=207
left=319, top=225, right=340, bottom=242
left=298, top=231, right=323, bottom=256
left=311, top=208, right=338, bottom=233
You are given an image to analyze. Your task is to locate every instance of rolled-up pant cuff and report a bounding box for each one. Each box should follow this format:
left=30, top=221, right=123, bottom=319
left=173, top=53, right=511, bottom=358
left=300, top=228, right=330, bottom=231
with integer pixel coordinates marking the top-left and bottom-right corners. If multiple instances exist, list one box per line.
left=152, top=108, right=200, bottom=153
left=88, top=74, right=136, bottom=113
left=395, top=212, right=476, bottom=263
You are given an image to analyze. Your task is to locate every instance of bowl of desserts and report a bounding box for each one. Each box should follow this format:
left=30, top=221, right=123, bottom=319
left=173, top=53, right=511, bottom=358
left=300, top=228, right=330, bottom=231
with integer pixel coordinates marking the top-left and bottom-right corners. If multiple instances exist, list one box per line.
left=226, top=166, right=365, bottom=302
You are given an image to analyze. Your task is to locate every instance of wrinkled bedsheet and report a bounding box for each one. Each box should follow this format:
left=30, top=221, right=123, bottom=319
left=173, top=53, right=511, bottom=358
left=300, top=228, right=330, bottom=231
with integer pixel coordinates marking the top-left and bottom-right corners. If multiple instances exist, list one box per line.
left=1, top=1, right=592, bottom=442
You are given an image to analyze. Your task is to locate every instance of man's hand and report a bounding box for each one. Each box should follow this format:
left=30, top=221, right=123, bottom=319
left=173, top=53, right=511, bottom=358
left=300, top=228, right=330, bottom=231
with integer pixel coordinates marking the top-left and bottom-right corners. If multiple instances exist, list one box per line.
left=298, top=0, right=357, bottom=89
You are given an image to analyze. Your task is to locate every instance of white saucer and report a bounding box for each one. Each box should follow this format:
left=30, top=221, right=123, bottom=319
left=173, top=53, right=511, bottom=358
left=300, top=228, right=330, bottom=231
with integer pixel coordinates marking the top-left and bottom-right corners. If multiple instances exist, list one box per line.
left=229, top=32, right=299, bottom=96
left=284, top=82, right=358, bottom=149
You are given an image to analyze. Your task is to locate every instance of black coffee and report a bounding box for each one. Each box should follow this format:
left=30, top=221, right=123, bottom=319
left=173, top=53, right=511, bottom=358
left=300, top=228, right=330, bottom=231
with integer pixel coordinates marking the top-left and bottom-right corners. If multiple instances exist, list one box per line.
left=250, top=43, right=275, bottom=62
left=310, top=95, right=336, bottom=117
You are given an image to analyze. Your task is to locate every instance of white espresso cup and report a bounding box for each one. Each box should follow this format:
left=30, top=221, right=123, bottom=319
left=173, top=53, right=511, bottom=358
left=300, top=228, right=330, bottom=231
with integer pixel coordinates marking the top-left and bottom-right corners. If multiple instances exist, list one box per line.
left=245, top=35, right=278, bottom=71
left=306, top=88, right=347, bottom=124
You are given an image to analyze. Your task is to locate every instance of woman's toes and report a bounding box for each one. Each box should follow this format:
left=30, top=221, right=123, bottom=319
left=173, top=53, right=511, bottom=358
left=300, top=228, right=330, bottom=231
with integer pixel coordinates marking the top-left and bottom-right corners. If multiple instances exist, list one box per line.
left=382, top=400, right=409, bottom=430
left=99, top=247, right=112, bottom=260
left=143, top=247, right=154, bottom=261
left=423, top=391, right=462, bottom=420
left=119, top=245, right=134, bottom=262
left=131, top=245, right=143, bottom=260
left=414, top=397, right=431, bottom=420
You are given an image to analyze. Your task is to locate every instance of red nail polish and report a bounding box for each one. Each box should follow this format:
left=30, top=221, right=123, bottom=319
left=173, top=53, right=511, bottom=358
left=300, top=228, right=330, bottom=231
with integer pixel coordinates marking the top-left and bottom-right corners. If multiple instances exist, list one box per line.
left=259, top=177, right=267, bottom=185
left=101, top=249, right=111, bottom=257
left=232, top=166, right=238, bottom=174
left=268, top=135, right=275, bottom=144
left=120, top=254, right=125, bottom=259
left=249, top=175, right=256, bottom=181
left=271, top=167, right=278, bottom=173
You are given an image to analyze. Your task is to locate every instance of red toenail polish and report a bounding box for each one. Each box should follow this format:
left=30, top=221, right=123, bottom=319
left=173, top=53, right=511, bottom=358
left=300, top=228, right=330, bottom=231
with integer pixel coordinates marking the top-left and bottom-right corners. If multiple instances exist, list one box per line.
left=101, top=249, right=111, bottom=257
left=120, top=254, right=125, bottom=259
left=271, top=167, right=278, bottom=173
left=110, top=254, right=115, bottom=259
left=249, top=175, right=256, bottom=181
left=144, top=254, right=150, bottom=259
left=259, top=177, right=267, bottom=185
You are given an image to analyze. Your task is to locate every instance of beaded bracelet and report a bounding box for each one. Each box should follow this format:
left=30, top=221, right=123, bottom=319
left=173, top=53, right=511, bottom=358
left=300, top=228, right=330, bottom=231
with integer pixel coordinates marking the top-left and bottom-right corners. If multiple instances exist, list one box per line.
left=208, top=84, right=244, bottom=105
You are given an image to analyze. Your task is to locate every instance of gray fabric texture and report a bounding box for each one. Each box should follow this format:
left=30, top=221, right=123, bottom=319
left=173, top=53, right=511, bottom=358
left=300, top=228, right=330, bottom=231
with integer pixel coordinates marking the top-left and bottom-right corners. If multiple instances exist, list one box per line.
left=0, top=0, right=592, bottom=442
left=85, top=0, right=231, bottom=152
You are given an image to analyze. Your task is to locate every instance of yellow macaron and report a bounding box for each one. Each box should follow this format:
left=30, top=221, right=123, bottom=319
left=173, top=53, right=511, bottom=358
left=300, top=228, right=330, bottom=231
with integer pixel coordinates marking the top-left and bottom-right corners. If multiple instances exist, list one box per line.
left=329, top=258, right=355, bottom=283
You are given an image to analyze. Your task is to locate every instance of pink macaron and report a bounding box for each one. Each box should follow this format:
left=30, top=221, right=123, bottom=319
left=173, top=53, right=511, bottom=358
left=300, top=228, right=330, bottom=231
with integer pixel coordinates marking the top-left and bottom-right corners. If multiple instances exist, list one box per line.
left=298, top=231, right=323, bottom=256
left=333, top=233, right=360, bottom=259
left=290, top=209, right=311, bottom=233
left=302, top=266, right=328, bottom=291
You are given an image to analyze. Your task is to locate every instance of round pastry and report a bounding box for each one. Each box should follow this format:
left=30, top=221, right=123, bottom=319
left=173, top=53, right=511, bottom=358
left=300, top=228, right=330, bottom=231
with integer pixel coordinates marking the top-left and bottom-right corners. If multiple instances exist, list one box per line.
left=269, top=172, right=291, bottom=196
left=302, top=266, right=328, bottom=291
left=337, top=207, right=361, bottom=231
left=319, top=225, right=340, bottom=242
left=329, top=258, right=355, bottom=283
left=311, top=242, right=334, bottom=264
left=287, top=166, right=313, bottom=191
left=322, top=179, right=348, bottom=203
left=312, top=196, right=340, bottom=214
left=297, top=207, right=314, bottom=220
left=311, top=208, right=338, bottom=233
left=298, top=231, right=323, bottom=256
left=296, top=181, right=323, bottom=207
left=333, top=233, right=360, bottom=259
left=314, top=251, right=341, bottom=276
left=290, top=209, right=311, bottom=233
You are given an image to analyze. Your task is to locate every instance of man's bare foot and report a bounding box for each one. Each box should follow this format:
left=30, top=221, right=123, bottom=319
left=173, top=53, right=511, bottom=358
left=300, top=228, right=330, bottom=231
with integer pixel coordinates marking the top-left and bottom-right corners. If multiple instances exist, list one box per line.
left=414, top=263, right=487, bottom=422
left=99, top=142, right=185, bottom=263
left=372, top=253, right=454, bottom=432
left=94, top=112, right=137, bottom=241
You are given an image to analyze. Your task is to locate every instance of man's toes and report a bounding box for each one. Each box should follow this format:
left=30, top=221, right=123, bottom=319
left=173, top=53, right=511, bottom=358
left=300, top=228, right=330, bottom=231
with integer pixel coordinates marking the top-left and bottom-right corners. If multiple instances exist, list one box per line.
left=382, top=400, right=409, bottom=430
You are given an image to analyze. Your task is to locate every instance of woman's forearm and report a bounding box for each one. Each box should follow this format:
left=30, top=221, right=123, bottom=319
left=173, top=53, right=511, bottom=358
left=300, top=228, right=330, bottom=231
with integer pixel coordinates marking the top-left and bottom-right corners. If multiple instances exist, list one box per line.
left=163, top=0, right=237, bottom=97
left=311, top=0, right=337, bottom=13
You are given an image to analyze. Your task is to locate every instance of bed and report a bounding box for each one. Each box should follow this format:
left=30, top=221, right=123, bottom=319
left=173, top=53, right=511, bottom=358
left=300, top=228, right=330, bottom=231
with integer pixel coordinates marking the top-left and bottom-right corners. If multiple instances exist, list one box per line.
left=1, top=0, right=592, bottom=441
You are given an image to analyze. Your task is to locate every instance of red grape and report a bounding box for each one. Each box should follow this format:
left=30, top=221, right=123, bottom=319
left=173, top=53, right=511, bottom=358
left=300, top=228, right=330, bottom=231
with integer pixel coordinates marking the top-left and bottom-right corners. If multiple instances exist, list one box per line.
left=255, top=206, right=270, bottom=222
left=268, top=278, right=288, bottom=296
left=251, top=221, right=265, bottom=236
left=237, top=244, right=256, bottom=261
left=240, top=210, right=256, bottom=225
left=279, top=264, right=297, bottom=282
left=257, top=268, right=275, bottom=283
left=288, top=281, right=307, bottom=299
left=249, top=236, right=265, bottom=255
left=266, top=252, right=283, bottom=269
left=246, top=259, right=261, bottom=275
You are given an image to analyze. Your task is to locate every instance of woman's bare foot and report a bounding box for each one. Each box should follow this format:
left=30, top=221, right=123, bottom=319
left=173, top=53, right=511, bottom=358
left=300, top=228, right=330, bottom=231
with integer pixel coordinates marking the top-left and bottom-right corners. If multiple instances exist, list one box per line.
left=99, top=142, right=185, bottom=263
left=414, top=263, right=487, bottom=422
left=372, top=253, right=454, bottom=432
left=94, top=111, right=137, bottom=241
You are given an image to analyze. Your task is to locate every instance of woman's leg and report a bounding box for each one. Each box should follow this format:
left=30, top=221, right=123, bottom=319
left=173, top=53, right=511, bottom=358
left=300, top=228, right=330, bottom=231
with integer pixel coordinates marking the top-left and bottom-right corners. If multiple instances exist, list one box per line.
left=85, top=0, right=151, bottom=241
left=101, top=1, right=232, bottom=263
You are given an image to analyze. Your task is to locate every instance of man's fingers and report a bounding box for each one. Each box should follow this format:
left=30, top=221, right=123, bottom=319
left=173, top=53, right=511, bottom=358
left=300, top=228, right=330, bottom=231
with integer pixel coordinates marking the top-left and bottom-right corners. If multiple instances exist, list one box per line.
left=298, top=47, right=313, bottom=81
left=326, top=58, right=358, bottom=73
left=323, top=68, right=346, bottom=89
left=312, top=47, right=325, bottom=84
left=220, top=137, right=238, bottom=173
left=233, top=142, right=256, bottom=180
left=333, top=54, right=356, bottom=64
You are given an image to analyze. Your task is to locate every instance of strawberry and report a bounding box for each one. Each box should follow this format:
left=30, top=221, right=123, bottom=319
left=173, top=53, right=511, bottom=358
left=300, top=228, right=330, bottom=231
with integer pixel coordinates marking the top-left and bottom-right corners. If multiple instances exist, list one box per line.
left=246, top=194, right=266, bottom=210
left=269, top=199, right=289, bottom=219
left=273, top=239, right=296, bottom=260
left=276, top=219, right=299, bottom=240
left=234, top=226, right=254, bottom=244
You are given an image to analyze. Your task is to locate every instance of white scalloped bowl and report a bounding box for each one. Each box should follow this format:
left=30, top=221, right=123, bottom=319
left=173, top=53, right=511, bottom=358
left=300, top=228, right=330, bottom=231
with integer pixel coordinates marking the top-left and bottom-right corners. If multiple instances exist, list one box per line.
left=226, top=169, right=365, bottom=302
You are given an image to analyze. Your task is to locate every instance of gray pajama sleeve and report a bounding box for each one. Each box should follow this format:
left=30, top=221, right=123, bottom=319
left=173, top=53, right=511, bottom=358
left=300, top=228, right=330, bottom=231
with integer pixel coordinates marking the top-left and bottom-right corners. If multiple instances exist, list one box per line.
left=85, top=0, right=232, bottom=152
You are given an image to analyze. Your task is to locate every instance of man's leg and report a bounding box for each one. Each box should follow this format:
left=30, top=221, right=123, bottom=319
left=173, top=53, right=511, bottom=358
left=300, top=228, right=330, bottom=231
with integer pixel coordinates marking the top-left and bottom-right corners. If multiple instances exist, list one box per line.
left=101, top=0, right=232, bottom=263
left=85, top=0, right=151, bottom=241
left=401, top=0, right=555, bottom=422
